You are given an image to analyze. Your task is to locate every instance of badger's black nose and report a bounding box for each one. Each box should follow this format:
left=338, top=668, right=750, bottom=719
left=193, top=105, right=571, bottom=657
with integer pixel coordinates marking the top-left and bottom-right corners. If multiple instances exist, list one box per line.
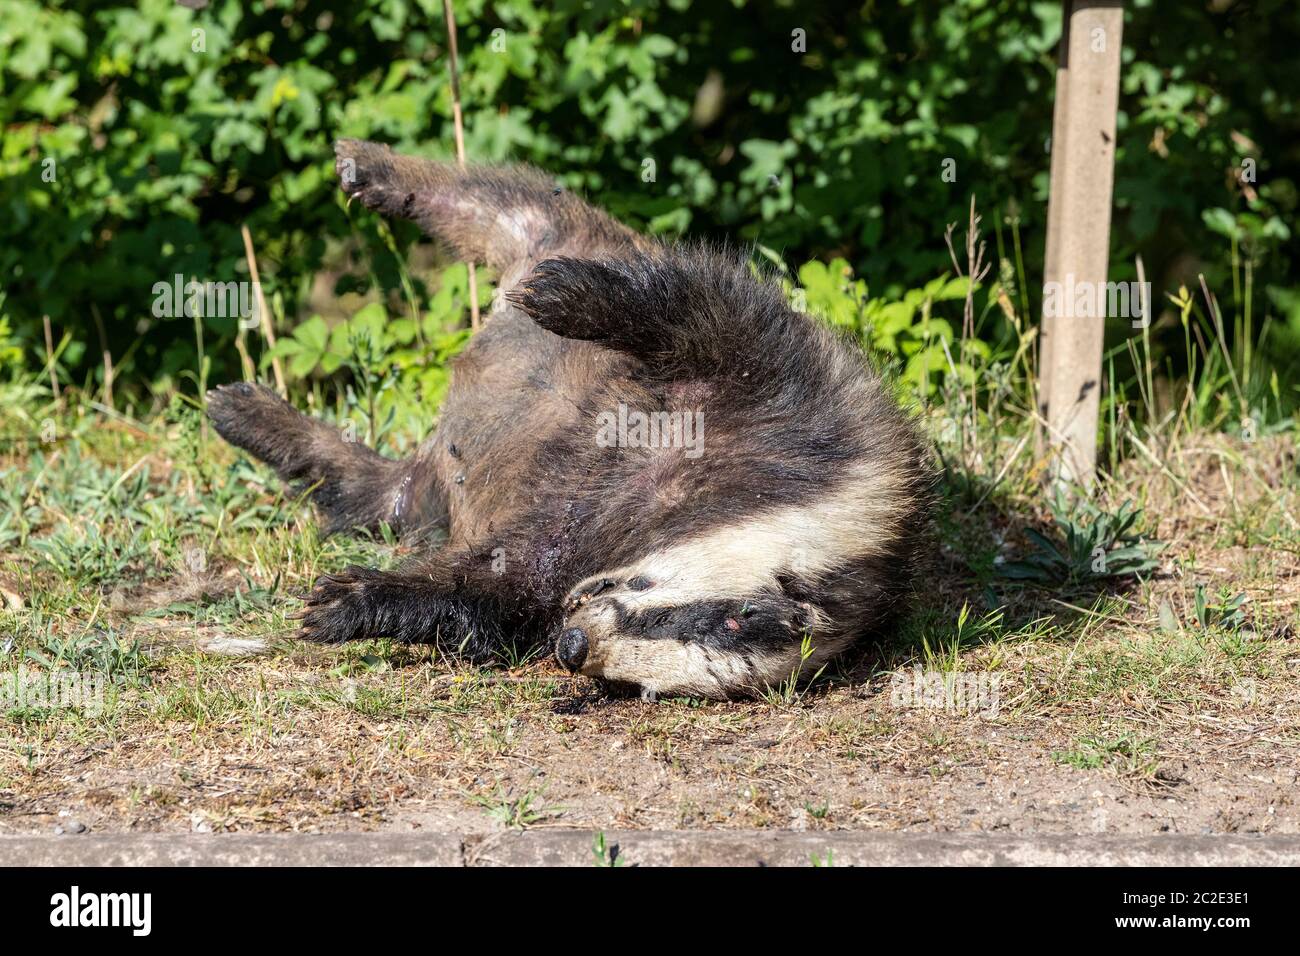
left=556, top=627, right=588, bottom=672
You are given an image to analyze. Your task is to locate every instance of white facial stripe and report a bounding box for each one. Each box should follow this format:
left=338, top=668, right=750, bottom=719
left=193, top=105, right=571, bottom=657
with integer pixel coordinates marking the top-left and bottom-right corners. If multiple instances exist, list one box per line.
left=582, top=635, right=783, bottom=697
left=608, top=456, right=909, bottom=609
left=562, top=449, right=913, bottom=697
left=581, top=629, right=853, bottom=698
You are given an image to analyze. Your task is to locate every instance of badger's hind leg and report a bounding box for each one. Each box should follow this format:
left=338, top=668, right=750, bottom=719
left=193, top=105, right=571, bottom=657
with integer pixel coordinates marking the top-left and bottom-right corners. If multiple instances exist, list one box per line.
left=206, top=382, right=443, bottom=537
left=332, top=138, right=644, bottom=272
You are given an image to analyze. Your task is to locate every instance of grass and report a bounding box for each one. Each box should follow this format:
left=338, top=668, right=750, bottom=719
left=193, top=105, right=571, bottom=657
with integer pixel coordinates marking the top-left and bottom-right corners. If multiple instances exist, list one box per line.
left=591, top=830, right=625, bottom=866
left=470, top=782, right=559, bottom=830
left=1053, top=732, right=1159, bottom=778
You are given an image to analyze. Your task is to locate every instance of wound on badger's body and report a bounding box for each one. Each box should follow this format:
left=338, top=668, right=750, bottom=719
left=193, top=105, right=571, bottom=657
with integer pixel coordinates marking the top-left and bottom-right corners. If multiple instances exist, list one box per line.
left=206, top=138, right=930, bottom=700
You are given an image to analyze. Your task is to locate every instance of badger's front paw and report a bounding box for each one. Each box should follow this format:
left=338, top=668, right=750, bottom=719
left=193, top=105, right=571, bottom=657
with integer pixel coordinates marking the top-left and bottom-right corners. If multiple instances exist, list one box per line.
left=298, top=565, right=384, bottom=644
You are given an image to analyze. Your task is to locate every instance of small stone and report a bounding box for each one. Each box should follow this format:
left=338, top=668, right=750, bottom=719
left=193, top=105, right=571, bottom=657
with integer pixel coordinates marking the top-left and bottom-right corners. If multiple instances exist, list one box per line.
left=0, top=586, right=22, bottom=611
left=199, top=635, right=268, bottom=657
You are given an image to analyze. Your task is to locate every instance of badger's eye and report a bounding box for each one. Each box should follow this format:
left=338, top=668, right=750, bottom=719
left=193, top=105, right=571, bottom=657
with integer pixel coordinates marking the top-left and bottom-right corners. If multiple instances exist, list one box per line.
left=627, top=575, right=654, bottom=591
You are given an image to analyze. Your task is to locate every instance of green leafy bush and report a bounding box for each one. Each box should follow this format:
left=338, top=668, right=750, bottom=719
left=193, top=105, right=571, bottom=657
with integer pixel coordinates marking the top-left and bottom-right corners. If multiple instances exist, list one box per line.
left=0, top=0, right=1297, bottom=412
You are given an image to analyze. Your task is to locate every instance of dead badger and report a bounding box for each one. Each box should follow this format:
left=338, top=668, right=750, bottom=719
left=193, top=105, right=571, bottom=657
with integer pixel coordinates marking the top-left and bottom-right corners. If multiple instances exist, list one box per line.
left=208, top=139, right=929, bottom=699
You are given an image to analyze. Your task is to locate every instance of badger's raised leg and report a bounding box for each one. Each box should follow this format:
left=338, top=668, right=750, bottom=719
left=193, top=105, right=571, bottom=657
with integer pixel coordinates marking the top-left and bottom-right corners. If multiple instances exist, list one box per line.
left=206, top=382, right=445, bottom=537
left=333, top=139, right=645, bottom=272
left=505, top=250, right=821, bottom=384
left=297, top=547, right=544, bottom=662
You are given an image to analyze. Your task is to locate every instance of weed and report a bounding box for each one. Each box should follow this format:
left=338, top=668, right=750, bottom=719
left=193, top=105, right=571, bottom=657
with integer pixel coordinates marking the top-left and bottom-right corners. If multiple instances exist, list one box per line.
left=592, top=831, right=625, bottom=867
left=764, top=633, right=828, bottom=706
left=999, top=493, right=1163, bottom=586
left=1053, top=732, right=1158, bottom=777
left=471, top=783, right=558, bottom=830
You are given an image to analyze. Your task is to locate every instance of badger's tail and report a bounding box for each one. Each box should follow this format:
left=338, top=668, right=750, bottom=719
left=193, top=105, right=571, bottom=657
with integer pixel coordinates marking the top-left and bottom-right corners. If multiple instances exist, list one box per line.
left=206, top=382, right=443, bottom=537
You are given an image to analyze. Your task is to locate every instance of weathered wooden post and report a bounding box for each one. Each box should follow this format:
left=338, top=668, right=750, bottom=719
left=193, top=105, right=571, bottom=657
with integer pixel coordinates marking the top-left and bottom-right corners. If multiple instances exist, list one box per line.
left=1038, top=0, right=1124, bottom=486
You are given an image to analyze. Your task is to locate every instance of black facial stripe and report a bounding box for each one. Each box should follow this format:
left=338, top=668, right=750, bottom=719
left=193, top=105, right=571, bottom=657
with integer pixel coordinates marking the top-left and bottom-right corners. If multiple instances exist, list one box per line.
left=613, top=598, right=803, bottom=652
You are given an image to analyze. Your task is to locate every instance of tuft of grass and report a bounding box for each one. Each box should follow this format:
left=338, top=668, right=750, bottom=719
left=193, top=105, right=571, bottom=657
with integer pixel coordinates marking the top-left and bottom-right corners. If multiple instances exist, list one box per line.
left=591, top=831, right=625, bottom=867
left=763, top=633, right=828, bottom=706
left=470, top=783, right=560, bottom=830
left=1053, top=732, right=1159, bottom=778
left=24, top=628, right=146, bottom=686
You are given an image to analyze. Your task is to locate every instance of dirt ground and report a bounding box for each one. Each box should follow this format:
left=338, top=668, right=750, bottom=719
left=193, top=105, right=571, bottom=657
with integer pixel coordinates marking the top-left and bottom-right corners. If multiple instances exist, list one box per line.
left=1, top=421, right=1297, bottom=837
left=6, top=652, right=1297, bottom=837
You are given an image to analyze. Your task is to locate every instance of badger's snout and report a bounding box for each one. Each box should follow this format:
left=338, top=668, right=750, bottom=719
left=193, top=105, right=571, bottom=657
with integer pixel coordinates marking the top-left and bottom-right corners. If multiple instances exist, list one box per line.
left=556, top=627, right=589, bottom=671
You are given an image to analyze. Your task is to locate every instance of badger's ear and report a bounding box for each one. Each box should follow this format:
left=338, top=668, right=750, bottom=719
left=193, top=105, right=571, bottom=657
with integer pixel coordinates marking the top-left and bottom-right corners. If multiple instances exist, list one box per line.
left=505, top=256, right=673, bottom=349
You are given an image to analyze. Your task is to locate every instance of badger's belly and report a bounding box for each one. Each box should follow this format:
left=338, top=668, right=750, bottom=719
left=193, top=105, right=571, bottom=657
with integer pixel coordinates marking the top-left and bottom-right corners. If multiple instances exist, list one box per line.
left=426, top=306, right=623, bottom=545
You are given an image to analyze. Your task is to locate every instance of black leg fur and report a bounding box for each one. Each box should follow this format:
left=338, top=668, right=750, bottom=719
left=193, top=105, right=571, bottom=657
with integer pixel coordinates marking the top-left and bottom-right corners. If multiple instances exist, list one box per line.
left=334, top=138, right=644, bottom=270
left=299, top=562, right=539, bottom=662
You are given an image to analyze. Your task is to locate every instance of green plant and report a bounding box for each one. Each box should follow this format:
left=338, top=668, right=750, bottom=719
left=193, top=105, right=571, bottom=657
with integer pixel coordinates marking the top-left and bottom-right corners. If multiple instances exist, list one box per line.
left=999, top=493, right=1163, bottom=586
left=591, top=831, right=625, bottom=867
left=764, top=632, right=827, bottom=706
left=783, top=253, right=982, bottom=397
left=3, top=0, right=1296, bottom=426
left=1192, top=585, right=1249, bottom=632
left=1052, top=732, right=1157, bottom=777
left=920, top=603, right=1007, bottom=671
left=265, top=263, right=480, bottom=447
left=471, top=783, right=555, bottom=829
left=25, top=628, right=146, bottom=685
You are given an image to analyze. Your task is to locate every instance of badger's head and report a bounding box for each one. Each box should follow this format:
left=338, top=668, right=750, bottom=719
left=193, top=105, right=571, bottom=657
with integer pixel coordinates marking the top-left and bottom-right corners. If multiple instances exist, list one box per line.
left=551, top=457, right=918, bottom=699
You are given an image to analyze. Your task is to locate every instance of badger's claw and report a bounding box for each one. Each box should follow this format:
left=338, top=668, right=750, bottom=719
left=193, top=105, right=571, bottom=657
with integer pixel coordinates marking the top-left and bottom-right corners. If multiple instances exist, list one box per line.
left=333, top=139, right=407, bottom=219
left=298, top=565, right=384, bottom=644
